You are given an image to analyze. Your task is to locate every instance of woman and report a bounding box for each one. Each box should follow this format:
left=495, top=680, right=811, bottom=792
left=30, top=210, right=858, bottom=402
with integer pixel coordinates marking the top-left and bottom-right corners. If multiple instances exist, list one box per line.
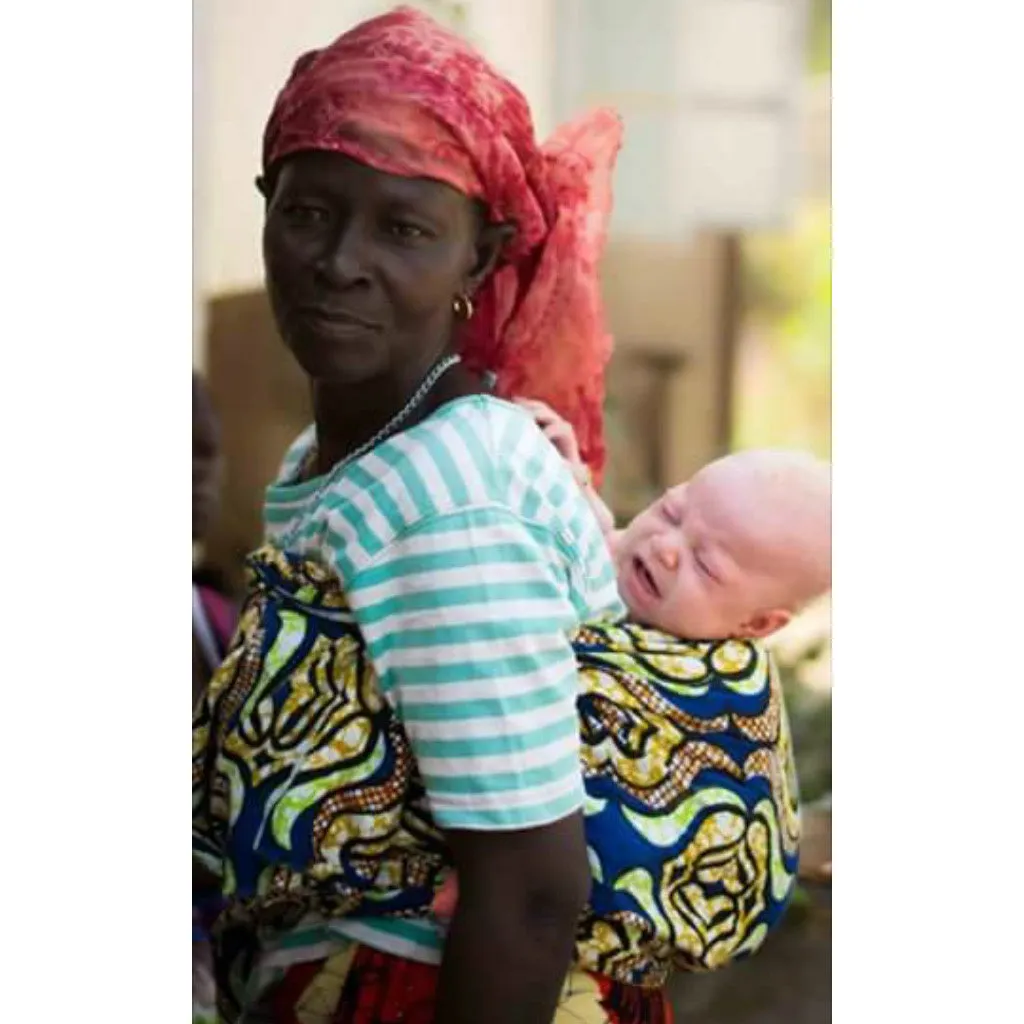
left=193, top=372, right=236, bottom=709
left=194, top=8, right=629, bottom=1023
left=193, top=9, right=798, bottom=1023
left=194, top=372, right=237, bottom=1024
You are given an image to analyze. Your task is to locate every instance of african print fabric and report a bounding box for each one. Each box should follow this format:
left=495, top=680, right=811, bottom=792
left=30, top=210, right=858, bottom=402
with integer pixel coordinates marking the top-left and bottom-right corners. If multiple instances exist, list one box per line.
left=193, top=550, right=798, bottom=1019
left=573, top=622, right=800, bottom=986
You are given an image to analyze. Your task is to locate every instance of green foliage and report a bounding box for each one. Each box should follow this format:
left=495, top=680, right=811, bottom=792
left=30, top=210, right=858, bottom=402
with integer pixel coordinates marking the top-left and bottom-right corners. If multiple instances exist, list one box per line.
left=735, top=200, right=832, bottom=460
left=808, top=0, right=832, bottom=75
left=779, top=649, right=832, bottom=804
left=413, top=0, right=470, bottom=31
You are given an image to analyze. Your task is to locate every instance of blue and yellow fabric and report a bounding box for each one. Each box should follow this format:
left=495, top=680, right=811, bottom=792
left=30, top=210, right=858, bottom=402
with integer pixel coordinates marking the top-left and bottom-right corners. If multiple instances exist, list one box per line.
left=193, top=548, right=799, bottom=1014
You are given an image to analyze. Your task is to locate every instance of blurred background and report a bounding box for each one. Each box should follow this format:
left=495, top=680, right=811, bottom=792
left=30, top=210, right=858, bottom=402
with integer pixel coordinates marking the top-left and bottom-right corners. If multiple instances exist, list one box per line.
left=193, top=1, right=831, bottom=1019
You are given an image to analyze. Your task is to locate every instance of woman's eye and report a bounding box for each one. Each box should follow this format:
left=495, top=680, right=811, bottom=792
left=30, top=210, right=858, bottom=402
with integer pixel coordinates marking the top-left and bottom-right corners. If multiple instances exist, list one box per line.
left=282, top=203, right=330, bottom=225
left=660, top=503, right=680, bottom=525
left=386, top=221, right=428, bottom=240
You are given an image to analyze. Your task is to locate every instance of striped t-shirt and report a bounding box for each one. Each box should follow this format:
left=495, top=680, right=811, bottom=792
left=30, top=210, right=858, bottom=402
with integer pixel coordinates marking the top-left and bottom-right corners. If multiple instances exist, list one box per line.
left=262, top=394, right=625, bottom=963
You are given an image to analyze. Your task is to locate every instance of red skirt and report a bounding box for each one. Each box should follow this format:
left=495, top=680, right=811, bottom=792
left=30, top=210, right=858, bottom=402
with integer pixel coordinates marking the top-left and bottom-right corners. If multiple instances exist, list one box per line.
left=265, top=944, right=673, bottom=1024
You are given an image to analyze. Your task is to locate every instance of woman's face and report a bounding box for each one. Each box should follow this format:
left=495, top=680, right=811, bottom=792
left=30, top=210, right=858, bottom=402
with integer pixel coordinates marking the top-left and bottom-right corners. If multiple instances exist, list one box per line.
left=262, top=151, right=493, bottom=386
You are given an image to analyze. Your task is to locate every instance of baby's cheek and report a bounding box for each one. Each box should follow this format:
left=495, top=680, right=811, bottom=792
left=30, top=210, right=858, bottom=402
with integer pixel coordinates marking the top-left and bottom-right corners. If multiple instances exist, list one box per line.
left=660, top=587, right=718, bottom=638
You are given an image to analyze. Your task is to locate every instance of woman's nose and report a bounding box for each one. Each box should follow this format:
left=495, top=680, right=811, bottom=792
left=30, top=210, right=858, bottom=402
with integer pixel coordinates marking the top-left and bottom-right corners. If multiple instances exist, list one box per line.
left=316, top=224, right=370, bottom=287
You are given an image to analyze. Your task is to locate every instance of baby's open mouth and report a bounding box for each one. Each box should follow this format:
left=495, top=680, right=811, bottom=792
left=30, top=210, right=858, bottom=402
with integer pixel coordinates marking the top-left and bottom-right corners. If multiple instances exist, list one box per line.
left=633, top=556, right=660, bottom=599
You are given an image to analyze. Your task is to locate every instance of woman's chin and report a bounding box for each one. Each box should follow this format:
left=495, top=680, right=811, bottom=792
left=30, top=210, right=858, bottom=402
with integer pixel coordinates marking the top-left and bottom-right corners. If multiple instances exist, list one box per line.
left=286, top=335, right=385, bottom=385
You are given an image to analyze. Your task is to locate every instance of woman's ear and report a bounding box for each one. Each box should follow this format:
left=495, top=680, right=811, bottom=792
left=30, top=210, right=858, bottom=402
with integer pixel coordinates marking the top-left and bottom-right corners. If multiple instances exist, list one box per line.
left=466, top=221, right=516, bottom=295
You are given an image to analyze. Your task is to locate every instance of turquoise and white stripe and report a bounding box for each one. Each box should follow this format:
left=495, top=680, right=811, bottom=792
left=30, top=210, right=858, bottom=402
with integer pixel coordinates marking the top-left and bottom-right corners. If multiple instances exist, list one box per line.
left=263, top=394, right=624, bottom=964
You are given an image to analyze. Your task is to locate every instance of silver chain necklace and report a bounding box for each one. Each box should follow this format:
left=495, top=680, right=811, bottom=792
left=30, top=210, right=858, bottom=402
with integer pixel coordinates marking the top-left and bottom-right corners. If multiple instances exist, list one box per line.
left=281, top=353, right=462, bottom=549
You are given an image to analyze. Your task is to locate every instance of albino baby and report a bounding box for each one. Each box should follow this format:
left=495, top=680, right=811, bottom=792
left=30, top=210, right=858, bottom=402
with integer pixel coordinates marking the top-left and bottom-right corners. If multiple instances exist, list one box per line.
left=520, top=397, right=831, bottom=641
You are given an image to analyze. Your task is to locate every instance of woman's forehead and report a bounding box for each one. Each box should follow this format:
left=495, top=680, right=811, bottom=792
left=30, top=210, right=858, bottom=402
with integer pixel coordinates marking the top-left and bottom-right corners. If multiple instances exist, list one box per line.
left=276, top=151, right=469, bottom=210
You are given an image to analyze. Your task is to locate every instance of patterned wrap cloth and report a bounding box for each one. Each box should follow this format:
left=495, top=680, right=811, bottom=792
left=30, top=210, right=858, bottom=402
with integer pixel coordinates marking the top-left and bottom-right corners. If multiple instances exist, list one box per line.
left=262, top=5, right=622, bottom=484
left=193, top=548, right=800, bottom=1020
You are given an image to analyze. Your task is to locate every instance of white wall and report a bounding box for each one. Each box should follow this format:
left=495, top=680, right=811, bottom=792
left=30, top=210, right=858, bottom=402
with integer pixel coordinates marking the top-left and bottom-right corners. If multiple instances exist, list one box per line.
left=553, top=0, right=809, bottom=242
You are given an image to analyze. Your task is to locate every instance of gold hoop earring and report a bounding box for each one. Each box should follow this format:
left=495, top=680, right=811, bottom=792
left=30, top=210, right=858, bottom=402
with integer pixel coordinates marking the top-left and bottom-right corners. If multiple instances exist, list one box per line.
left=453, top=294, right=474, bottom=321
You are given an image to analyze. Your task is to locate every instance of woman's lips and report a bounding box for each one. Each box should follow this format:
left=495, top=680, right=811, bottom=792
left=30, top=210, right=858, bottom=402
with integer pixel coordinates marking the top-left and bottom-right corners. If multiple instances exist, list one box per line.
left=296, top=306, right=381, bottom=334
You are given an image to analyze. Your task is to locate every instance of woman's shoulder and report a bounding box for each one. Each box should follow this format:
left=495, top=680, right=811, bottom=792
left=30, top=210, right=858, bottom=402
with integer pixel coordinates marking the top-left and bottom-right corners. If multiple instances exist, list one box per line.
left=363, top=394, right=560, bottom=505
left=321, top=397, right=621, bottom=620
left=273, top=424, right=317, bottom=485
left=299, top=396, right=610, bottom=576
left=270, top=398, right=549, bottom=500
left=425, top=392, right=543, bottom=449
left=429, top=397, right=623, bottom=615
left=423, top=395, right=596, bottom=515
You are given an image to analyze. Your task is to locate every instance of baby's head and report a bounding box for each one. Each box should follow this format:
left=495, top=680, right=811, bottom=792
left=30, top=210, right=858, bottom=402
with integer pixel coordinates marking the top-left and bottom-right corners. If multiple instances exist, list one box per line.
left=613, top=449, right=831, bottom=640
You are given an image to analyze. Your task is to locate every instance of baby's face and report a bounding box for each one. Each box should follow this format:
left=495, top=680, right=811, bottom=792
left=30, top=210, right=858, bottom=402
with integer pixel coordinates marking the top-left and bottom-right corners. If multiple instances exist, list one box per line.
left=613, top=460, right=792, bottom=639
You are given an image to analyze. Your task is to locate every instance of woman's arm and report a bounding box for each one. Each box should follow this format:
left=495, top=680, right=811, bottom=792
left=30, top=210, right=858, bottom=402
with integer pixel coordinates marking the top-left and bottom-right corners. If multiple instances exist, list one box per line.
left=436, top=816, right=590, bottom=1024
left=345, top=505, right=599, bottom=1023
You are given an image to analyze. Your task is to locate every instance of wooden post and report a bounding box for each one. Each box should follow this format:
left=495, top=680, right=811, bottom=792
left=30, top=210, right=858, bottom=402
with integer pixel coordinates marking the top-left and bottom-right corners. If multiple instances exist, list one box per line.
left=716, top=233, right=743, bottom=454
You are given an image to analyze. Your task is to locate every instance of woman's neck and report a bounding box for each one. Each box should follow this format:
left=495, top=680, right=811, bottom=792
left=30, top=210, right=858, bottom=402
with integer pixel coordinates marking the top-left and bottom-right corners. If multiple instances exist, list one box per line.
left=310, top=360, right=479, bottom=475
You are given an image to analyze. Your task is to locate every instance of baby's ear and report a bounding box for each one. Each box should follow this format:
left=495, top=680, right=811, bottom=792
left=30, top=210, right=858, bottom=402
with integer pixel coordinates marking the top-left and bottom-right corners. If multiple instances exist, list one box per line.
left=737, top=609, right=791, bottom=639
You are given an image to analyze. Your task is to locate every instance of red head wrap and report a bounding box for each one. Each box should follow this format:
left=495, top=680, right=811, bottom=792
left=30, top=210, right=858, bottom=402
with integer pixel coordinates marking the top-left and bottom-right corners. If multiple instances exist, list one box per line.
left=263, top=6, right=622, bottom=482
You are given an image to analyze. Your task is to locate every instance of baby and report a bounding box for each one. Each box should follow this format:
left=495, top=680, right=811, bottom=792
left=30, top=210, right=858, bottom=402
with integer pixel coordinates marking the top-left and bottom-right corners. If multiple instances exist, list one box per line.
left=433, top=399, right=831, bottom=921
left=520, top=397, right=831, bottom=641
